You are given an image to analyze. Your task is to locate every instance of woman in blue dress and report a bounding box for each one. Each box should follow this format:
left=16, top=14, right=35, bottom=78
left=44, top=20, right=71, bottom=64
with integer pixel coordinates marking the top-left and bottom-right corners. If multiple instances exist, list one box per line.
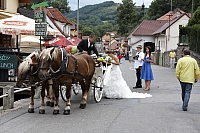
left=140, top=46, right=154, bottom=91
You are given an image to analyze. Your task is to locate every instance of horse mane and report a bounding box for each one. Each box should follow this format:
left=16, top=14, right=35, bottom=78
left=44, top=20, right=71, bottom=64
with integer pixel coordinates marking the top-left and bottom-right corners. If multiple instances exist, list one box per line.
left=51, top=47, right=62, bottom=61
left=18, top=50, right=39, bottom=76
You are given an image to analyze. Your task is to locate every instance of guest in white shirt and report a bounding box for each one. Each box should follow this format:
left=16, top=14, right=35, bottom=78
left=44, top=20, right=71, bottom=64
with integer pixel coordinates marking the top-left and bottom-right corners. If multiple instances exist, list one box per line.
left=133, top=45, right=144, bottom=89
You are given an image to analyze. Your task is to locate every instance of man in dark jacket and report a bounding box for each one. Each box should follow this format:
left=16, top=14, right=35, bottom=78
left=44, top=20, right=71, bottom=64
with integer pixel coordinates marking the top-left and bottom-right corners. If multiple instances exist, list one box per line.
left=77, top=35, right=99, bottom=56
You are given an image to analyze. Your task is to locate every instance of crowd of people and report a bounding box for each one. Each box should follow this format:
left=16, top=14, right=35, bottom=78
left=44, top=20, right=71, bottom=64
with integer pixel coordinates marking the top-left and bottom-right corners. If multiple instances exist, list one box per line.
left=77, top=34, right=200, bottom=111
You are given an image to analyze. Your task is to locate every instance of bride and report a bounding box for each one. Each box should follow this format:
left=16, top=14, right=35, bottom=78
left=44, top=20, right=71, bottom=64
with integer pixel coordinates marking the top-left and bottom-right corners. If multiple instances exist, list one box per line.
left=103, top=50, right=152, bottom=99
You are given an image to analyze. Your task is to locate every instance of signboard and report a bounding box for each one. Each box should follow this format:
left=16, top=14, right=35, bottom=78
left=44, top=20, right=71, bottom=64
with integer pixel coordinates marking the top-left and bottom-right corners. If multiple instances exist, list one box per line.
left=35, top=23, right=47, bottom=36
left=0, top=54, right=17, bottom=69
left=34, top=10, right=46, bottom=23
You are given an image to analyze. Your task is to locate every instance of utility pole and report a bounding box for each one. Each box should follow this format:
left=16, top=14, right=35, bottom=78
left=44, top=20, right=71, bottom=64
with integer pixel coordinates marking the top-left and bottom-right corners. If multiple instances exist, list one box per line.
left=171, top=0, right=172, bottom=11
left=191, top=0, right=194, bottom=17
left=76, top=0, right=79, bottom=42
left=167, top=13, right=173, bottom=40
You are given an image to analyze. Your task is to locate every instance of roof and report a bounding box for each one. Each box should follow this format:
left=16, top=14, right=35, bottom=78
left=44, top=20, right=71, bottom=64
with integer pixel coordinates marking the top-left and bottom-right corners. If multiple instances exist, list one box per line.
left=157, top=9, right=186, bottom=20
left=17, top=7, right=34, bottom=19
left=44, top=8, right=72, bottom=24
left=153, top=13, right=190, bottom=35
left=130, top=20, right=168, bottom=36
left=131, top=39, right=143, bottom=46
left=17, top=7, right=72, bottom=37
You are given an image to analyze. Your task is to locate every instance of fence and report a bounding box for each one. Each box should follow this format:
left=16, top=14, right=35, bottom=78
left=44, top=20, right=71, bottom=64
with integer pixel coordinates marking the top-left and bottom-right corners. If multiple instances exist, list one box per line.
left=0, top=86, right=30, bottom=110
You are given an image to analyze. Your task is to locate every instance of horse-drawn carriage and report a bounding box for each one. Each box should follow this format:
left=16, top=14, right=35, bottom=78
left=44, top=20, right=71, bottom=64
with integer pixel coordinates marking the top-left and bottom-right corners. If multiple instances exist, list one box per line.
left=16, top=47, right=110, bottom=115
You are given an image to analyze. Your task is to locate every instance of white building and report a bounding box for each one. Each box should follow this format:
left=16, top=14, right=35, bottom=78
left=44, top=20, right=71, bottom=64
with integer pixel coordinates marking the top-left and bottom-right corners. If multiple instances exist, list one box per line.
left=153, top=12, right=190, bottom=53
left=128, top=9, right=190, bottom=53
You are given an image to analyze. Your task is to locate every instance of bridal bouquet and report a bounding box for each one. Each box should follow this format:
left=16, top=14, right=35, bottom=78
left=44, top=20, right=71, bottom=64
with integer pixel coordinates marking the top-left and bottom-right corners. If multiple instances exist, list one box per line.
left=97, top=55, right=112, bottom=63
left=104, top=56, right=112, bottom=62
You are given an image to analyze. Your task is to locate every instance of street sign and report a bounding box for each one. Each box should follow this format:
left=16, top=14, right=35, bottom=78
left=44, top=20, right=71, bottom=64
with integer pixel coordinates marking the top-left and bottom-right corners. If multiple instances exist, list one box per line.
left=34, top=10, right=46, bottom=23
left=0, top=54, right=17, bottom=69
left=31, top=2, right=49, bottom=10
left=35, top=23, right=47, bottom=36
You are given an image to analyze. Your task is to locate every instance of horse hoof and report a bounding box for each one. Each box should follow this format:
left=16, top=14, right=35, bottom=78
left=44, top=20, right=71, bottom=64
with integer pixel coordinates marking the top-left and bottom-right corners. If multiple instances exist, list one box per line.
left=63, top=110, right=70, bottom=115
left=50, top=102, right=54, bottom=107
left=53, top=110, right=60, bottom=115
left=79, top=104, right=86, bottom=109
left=28, top=108, right=34, bottom=113
left=39, top=109, right=45, bottom=114
left=46, top=101, right=51, bottom=106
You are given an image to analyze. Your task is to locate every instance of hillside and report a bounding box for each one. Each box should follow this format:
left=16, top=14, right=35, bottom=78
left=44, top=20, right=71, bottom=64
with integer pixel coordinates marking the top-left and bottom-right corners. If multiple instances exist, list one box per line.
left=65, top=1, right=119, bottom=27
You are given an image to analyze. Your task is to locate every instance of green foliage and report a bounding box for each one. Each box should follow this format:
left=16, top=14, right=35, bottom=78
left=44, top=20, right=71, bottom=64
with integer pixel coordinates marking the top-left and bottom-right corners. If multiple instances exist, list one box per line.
left=147, top=0, right=200, bottom=20
left=188, top=7, right=200, bottom=26
left=117, top=0, right=136, bottom=36
left=82, top=27, right=94, bottom=36
left=30, top=0, right=70, bottom=13
left=180, top=7, right=200, bottom=54
left=65, top=1, right=118, bottom=37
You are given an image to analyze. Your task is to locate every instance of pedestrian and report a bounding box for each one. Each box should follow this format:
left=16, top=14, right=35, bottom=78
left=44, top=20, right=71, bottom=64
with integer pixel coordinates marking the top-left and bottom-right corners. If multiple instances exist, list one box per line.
left=118, top=53, right=122, bottom=64
left=140, top=46, right=154, bottom=91
left=176, top=49, right=200, bottom=111
left=133, top=45, right=144, bottom=89
left=169, top=49, right=176, bottom=69
left=128, top=51, right=132, bottom=62
left=77, top=34, right=99, bottom=56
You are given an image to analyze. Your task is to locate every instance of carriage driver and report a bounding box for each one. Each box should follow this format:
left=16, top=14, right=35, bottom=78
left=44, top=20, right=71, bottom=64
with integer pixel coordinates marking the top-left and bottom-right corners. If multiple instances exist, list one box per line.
left=77, top=35, right=99, bottom=57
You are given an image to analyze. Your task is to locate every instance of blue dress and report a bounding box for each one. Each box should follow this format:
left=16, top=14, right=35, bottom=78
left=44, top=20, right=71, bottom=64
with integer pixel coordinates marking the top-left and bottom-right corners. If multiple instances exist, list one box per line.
left=140, top=56, right=154, bottom=80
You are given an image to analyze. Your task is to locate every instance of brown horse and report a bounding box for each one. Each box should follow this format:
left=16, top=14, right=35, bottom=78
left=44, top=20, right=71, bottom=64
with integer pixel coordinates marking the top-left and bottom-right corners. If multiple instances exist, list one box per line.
left=38, top=47, right=95, bottom=115
left=16, top=50, right=54, bottom=114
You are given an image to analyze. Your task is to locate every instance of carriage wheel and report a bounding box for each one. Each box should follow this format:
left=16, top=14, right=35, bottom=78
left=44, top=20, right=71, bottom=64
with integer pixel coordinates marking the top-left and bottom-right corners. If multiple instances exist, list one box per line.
left=94, top=76, right=103, bottom=103
left=72, top=83, right=80, bottom=95
left=60, top=85, right=67, bottom=102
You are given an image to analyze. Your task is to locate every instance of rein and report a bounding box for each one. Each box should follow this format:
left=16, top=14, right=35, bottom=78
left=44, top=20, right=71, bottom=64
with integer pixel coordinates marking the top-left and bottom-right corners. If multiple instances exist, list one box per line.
left=47, top=48, right=85, bottom=79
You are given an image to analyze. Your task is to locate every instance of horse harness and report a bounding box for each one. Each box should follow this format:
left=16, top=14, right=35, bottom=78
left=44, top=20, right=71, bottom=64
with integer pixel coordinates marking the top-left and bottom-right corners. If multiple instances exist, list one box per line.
left=49, top=48, right=85, bottom=82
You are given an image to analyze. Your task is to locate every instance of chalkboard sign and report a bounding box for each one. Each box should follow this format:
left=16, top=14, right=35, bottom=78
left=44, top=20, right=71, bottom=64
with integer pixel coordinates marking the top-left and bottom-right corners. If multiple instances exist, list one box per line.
left=35, top=23, right=47, bottom=36
left=0, top=54, right=17, bottom=69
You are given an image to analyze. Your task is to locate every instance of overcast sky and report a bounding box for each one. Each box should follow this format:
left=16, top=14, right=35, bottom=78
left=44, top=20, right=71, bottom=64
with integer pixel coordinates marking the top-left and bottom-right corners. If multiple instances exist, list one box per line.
left=68, top=0, right=153, bottom=11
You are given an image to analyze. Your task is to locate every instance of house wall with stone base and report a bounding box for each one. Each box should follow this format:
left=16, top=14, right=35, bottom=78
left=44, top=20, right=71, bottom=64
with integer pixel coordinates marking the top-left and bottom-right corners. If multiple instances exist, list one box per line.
left=155, top=44, right=200, bottom=67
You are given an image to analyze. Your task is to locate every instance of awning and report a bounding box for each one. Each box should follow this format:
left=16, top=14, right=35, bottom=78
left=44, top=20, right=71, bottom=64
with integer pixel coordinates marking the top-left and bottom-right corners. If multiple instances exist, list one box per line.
left=43, top=36, right=76, bottom=47
left=0, top=15, right=62, bottom=36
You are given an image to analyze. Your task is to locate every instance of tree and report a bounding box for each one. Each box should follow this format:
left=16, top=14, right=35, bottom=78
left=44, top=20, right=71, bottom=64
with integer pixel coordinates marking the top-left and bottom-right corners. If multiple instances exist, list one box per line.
left=117, top=0, right=136, bottom=36
left=188, top=6, right=200, bottom=26
left=82, top=27, right=94, bottom=36
left=147, top=0, right=200, bottom=20
left=30, top=0, right=70, bottom=13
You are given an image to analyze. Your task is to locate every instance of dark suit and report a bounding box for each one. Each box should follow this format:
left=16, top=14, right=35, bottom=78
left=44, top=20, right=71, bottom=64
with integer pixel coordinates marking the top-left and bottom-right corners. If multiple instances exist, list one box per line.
left=77, top=39, right=99, bottom=56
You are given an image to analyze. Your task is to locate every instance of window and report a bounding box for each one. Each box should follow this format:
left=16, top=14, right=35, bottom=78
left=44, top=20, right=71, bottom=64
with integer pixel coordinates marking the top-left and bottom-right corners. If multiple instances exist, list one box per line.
left=0, top=34, right=12, bottom=49
left=0, top=0, right=6, bottom=10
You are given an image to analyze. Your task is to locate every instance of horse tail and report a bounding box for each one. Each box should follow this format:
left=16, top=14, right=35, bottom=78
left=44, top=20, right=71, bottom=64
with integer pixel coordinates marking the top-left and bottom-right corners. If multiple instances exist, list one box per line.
left=87, top=77, right=93, bottom=100
left=86, top=55, right=95, bottom=100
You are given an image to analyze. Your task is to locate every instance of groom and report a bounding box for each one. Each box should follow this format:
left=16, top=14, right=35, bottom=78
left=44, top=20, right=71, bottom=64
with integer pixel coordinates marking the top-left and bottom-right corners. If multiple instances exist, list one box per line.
left=77, top=34, right=99, bottom=57
left=133, top=45, right=144, bottom=89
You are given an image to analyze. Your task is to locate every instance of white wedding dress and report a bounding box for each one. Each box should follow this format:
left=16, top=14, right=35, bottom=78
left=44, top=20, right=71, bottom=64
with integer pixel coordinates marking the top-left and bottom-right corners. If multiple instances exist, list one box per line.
left=103, top=60, right=152, bottom=99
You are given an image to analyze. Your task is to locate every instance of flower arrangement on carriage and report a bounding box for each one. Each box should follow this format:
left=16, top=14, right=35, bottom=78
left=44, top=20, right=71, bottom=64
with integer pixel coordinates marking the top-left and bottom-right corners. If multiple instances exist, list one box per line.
left=65, top=45, right=78, bottom=54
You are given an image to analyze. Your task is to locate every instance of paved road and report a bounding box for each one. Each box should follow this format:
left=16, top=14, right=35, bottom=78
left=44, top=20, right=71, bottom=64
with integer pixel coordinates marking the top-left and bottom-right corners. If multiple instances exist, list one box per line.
left=0, top=58, right=200, bottom=133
